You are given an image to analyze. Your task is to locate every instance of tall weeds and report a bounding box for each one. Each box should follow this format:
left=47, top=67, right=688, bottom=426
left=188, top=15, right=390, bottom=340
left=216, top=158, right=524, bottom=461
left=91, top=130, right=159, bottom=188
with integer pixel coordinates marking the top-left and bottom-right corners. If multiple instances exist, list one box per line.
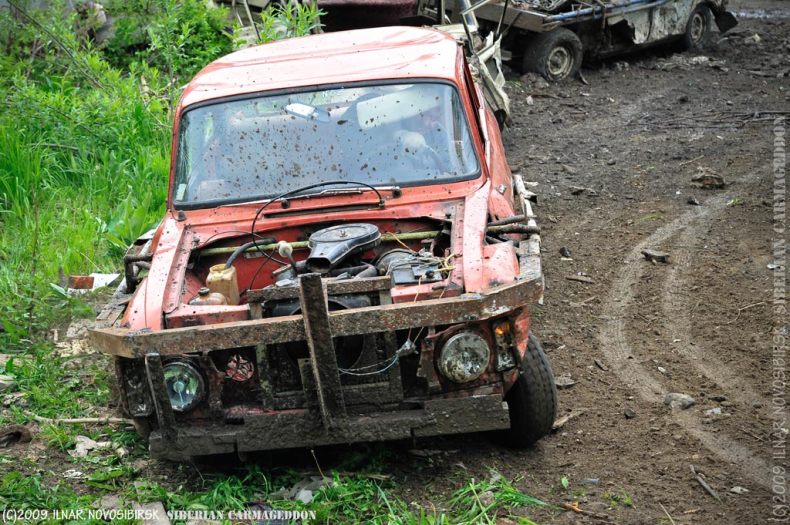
left=0, top=0, right=231, bottom=347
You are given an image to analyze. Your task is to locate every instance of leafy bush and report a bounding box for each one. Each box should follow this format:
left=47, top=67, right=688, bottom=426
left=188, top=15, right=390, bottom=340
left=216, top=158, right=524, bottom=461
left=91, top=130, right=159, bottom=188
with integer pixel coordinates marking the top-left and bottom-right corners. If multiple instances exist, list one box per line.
left=102, top=0, right=233, bottom=79
left=257, top=1, right=324, bottom=43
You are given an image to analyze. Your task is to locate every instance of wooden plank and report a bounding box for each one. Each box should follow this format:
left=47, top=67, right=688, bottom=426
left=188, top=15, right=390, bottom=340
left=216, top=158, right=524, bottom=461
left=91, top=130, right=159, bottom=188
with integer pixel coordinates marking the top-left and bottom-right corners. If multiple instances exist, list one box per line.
left=299, top=273, right=345, bottom=425
left=247, top=275, right=392, bottom=303
left=145, top=353, right=176, bottom=439
left=89, top=278, right=542, bottom=358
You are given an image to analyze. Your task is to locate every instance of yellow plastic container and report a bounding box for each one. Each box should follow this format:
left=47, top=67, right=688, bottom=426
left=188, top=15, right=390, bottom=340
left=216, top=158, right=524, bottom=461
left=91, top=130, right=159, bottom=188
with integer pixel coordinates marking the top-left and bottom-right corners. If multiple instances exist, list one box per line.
left=189, top=287, right=228, bottom=306
left=206, top=264, right=240, bottom=305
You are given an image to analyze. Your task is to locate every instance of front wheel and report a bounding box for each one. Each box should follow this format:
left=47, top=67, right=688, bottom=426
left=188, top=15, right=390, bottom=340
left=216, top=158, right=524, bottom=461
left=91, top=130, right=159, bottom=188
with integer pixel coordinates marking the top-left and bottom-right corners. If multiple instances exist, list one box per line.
left=682, top=4, right=712, bottom=50
left=502, top=334, right=558, bottom=447
left=522, top=29, right=583, bottom=82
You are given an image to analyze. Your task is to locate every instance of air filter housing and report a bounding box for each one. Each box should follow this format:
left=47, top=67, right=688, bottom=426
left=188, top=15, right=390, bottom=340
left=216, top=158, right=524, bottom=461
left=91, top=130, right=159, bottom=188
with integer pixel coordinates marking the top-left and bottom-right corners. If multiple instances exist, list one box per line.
left=306, top=223, right=381, bottom=273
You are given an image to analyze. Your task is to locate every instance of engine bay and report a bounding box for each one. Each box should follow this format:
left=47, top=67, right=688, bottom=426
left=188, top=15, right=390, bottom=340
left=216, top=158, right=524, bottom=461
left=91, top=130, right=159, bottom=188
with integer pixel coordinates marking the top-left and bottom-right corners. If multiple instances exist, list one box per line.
left=183, top=219, right=453, bottom=312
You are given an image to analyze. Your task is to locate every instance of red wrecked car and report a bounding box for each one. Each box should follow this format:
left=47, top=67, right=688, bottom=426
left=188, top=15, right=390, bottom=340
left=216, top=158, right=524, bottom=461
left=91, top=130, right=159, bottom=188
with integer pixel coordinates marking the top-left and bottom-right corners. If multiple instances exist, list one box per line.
left=90, top=26, right=557, bottom=460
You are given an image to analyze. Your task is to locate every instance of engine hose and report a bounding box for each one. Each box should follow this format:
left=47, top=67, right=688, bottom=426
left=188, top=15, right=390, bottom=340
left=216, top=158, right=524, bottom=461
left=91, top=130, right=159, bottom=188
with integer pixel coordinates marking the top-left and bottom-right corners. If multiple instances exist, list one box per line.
left=225, top=238, right=276, bottom=268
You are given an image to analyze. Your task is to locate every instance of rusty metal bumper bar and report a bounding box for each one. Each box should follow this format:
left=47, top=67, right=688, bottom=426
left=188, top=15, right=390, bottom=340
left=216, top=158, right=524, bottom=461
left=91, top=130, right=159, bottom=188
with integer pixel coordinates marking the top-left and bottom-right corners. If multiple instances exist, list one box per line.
left=148, top=394, right=510, bottom=460
left=88, top=275, right=544, bottom=359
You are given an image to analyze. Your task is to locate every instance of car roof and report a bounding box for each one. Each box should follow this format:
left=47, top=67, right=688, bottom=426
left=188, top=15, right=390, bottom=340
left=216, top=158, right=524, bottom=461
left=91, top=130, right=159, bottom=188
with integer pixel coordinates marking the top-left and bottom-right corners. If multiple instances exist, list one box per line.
left=178, top=26, right=462, bottom=109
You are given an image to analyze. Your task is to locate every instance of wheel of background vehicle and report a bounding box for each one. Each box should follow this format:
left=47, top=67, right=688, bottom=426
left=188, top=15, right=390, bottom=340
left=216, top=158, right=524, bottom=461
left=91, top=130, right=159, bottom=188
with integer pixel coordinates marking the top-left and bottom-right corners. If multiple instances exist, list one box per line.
left=502, top=334, right=558, bottom=447
left=682, top=4, right=712, bottom=50
left=522, top=28, right=583, bottom=82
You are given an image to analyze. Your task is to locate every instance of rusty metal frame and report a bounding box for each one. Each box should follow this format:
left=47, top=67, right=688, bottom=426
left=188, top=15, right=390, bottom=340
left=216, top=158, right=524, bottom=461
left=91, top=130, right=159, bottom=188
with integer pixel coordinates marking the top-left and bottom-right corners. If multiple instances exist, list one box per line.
left=147, top=394, right=511, bottom=460
left=88, top=275, right=543, bottom=359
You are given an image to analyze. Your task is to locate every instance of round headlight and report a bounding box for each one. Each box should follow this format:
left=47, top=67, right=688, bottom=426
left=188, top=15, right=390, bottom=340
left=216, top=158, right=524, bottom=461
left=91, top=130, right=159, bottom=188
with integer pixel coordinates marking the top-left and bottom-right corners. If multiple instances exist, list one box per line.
left=163, top=361, right=206, bottom=412
left=437, top=331, right=491, bottom=383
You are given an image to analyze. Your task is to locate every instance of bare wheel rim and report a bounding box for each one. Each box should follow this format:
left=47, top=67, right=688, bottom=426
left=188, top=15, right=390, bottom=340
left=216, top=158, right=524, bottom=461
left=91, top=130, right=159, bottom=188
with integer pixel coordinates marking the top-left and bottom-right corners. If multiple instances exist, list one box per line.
left=689, top=12, right=706, bottom=43
left=547, top=45, right=573, bottom=78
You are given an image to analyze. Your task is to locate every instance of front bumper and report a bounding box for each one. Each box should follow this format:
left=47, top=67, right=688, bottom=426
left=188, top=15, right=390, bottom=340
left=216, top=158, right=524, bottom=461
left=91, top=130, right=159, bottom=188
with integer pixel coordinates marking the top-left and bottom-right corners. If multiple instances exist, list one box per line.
left=91, top=272, right=542, bottom=458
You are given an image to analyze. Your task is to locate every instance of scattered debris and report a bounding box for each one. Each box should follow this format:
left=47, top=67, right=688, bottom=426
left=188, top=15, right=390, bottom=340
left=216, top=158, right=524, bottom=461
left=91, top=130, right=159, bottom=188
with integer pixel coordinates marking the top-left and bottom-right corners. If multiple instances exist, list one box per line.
left=664, top=393, right=696, bottom=410
left=653, top=55, right=727, bottom=71
left=559, top=246, right=572, bottom=258
left=64, top=273, right=120, bottom=295
left=67, top=275, right=95, bottom=290
left=566, top=274, right=595, bottom=284
left=642, top=249, right=670, bottom=264
left=704, top=407, right=723, bottom=417
left=0, top=424, right=32, bottom=448
left=69, top=435, right=113, bottom=458
left=520, top=72, right=550, bottom=91
left=2, top=392, right=26, bottom=408
left=569, top=185, right=598, bottom=196
left=132, top=501, right=171, bottom=525
left=569, top=296, right=596, bottom=307
left=730, top=486, right=749, bottom=495
left=97, top=494, right=122, bottom=510
left=552, top=409, right=585, bottom=431
left=408, top=449, right=444, bottom=458
left=29, top=413, right=133, bottom=426
left=270, top=476, right=331, bottom=505
left=657, top=366, right=668, bottom=375
left=691, top=167, right=726, bottom=189
left=690, top=464, right=720, bottom=501
left=0, top=375, right=14, bottom=392
left=561, top=501, right=615, bottom=522
left=555, top=375, right=576, bottom=389
left=623, top=407, right=637, bottom=419
left=687, top=196, right=700, bottom=205
left=62, top=469, right=85, bottom=480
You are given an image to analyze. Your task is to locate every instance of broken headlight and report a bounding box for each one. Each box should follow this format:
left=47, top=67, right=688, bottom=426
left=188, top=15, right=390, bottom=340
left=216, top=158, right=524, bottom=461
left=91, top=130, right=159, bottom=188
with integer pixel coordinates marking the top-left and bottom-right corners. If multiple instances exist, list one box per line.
left=163, top=361, right=206, bottom=412
left=437, top=331, right=491, bottom=383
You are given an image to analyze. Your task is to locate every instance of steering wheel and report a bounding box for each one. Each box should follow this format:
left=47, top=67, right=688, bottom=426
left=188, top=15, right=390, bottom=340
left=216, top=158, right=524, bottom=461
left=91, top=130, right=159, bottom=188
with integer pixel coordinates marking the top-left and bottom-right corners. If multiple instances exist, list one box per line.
left=410, top=144, right=444, bottom=172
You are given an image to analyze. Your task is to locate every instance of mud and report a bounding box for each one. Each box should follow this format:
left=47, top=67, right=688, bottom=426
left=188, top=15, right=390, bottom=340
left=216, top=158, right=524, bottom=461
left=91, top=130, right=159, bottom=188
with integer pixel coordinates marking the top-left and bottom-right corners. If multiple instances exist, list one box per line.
left=390, top=0, right=787, bottom=521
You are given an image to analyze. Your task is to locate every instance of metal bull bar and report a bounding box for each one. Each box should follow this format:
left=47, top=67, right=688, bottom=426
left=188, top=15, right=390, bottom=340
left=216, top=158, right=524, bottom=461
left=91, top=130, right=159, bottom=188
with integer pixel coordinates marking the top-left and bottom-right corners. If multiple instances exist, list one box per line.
left=89, top=271, right=542, bottom=457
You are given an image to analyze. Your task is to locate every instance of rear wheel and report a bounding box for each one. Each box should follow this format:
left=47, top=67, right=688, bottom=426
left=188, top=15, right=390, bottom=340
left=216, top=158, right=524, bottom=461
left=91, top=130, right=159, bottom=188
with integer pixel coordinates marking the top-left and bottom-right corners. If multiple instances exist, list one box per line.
left=522, top=29, right=583, bottom=81
left=682, top=4, right=712, bottom=50
left=503, top=334, right=558, bottom=446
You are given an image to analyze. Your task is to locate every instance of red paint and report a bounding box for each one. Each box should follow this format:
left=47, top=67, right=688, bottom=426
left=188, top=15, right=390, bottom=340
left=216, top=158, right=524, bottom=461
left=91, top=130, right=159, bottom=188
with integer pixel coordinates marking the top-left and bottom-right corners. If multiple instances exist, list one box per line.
left=123, top=26, right=531, bottom=382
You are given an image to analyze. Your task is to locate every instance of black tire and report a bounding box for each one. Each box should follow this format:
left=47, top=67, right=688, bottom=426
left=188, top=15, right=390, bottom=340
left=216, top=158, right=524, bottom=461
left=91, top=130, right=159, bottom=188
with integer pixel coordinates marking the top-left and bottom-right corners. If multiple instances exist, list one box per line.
left=503, top=334, right=558, bottom=447
left=522, top=28, right=583, bottom=82
left=682, top=4, right=712, bottom=50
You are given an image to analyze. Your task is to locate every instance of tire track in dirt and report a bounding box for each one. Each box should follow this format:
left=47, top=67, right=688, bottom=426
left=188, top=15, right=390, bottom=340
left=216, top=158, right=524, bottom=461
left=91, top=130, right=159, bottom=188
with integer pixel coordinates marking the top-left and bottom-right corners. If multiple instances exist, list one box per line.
left=598, top=193, right=772, bottom=489
left=661, top=208, right=764, bottom=407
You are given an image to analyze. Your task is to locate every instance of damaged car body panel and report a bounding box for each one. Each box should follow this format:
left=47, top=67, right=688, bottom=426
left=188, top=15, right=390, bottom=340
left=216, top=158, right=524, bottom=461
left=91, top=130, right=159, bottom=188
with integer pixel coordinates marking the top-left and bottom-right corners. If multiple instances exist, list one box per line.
left=90, top=26, right=556, bottom=460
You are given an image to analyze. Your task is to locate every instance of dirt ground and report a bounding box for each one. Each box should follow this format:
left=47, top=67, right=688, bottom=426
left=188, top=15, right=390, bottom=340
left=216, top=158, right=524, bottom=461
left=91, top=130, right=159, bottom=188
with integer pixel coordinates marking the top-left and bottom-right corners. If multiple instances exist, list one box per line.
left=4, top=1, right=786, bottom=523
left=394, top=0, right=787, bottom=522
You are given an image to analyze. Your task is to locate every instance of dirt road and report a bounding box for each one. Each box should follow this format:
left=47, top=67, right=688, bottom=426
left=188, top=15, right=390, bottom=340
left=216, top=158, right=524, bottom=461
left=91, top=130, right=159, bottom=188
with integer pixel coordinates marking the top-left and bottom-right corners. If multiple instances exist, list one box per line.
left=392, top=1, right=787, bottom=522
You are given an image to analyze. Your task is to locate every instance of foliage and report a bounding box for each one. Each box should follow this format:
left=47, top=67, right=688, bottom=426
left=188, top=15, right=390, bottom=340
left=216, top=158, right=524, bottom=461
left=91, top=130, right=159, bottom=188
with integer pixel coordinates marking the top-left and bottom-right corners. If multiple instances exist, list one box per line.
left=102, top=0, right=233, bottom=79
left=257, top=1, right=324, bottom=43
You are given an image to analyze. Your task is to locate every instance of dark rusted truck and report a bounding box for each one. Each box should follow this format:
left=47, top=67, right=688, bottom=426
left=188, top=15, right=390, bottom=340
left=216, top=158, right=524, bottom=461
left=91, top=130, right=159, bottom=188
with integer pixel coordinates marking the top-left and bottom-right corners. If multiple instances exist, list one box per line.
left=90, top=26, right=557, bottom=461
left=418, top=0, right=737, bottom=80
